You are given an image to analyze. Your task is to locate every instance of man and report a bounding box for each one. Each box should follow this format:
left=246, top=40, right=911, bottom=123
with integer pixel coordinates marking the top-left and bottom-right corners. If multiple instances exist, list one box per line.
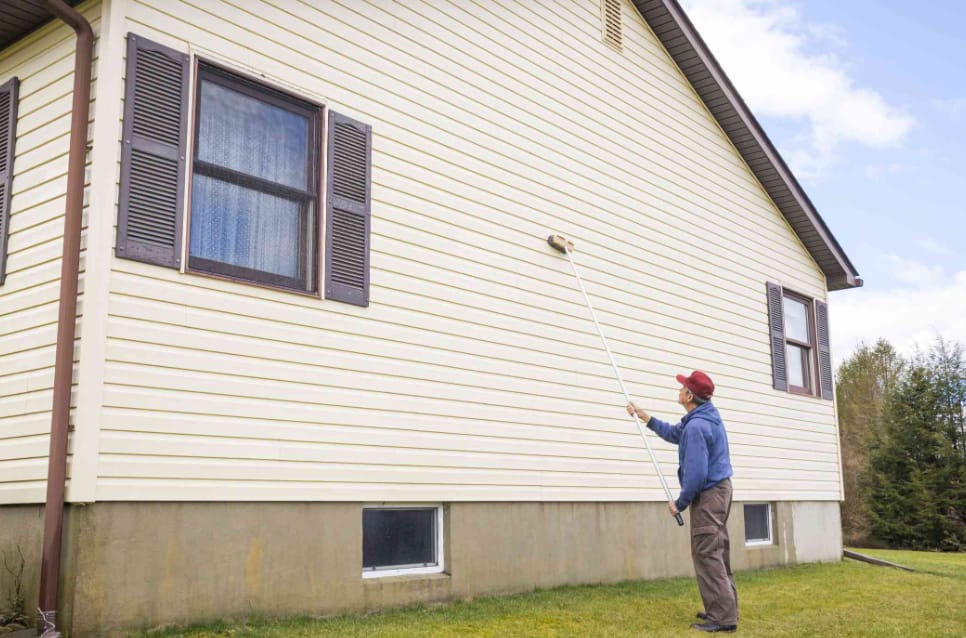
left=627, top=370, right=737, bottom=633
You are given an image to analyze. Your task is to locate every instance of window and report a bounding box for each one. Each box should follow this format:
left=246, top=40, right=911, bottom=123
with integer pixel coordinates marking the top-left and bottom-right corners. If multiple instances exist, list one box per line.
left=362, top=506, right=444, bottom=578
left=783, top=293, right=813, bottom=393
left=766, top=282, right=833, bottom=399
left=744, top=503, right=772, bottom=545
left=188, top=65, right=319, bottom=292
left=116, top=34, right=372, bottom=306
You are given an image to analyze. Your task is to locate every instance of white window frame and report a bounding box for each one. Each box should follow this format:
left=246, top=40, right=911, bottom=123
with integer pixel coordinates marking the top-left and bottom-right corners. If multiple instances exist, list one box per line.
left=361, top=504, right=445, bottom=579
left=744, top=503, right=773, bottom=546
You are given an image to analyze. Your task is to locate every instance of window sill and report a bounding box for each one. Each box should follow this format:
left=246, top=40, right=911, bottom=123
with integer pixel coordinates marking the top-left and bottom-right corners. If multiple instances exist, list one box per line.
left=782, top=387, right=824, bottom=401
left=362, top=570, right=450, bottom=584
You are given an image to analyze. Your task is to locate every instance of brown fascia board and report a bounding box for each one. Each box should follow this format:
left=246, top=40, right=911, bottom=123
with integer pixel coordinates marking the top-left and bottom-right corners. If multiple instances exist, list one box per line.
left=0, top=0, right=85, bottom=50
left=633, top=0, right=862, bottom=290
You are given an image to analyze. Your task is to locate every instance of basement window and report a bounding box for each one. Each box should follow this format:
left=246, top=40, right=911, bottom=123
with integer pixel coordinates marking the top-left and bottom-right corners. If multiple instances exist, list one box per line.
left=744, top=503, right=773, bottom=546
left=362, top=505, right=444, bottom=578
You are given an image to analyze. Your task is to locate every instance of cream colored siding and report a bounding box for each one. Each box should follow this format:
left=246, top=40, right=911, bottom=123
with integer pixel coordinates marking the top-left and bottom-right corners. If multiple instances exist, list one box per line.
left=0, top=2, right=101, bottom=504
left=96, top=0, right=838, bottom=502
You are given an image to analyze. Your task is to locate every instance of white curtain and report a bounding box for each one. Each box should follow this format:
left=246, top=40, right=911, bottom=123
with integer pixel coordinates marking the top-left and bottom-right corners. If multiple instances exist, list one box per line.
left=189, top=79, right=310, bottom=278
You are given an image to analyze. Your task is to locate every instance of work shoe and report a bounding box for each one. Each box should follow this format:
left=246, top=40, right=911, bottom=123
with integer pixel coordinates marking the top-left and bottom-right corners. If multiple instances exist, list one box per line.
left=691, top=622, right=737, bottom=633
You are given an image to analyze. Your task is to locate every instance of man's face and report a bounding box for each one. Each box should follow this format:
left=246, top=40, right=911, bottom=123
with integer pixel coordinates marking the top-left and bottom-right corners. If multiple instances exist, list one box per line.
left=677, top=385, right=692, bottom=408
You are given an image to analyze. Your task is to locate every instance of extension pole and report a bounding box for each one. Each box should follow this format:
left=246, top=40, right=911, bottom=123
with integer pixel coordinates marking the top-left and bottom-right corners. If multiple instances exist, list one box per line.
left=547, top=235, right=684, bottom=526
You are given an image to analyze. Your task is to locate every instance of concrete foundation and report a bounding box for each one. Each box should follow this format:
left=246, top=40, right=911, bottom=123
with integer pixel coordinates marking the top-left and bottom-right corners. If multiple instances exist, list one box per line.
left=0, top=500, right=841, bottom=636
left=0, top=505, right=45, bottom=632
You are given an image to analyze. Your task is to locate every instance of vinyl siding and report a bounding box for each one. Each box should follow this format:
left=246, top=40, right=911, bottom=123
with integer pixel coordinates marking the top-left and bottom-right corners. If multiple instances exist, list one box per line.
left=0, top=1, right=101, bottom=504
left=98, top=0, right=838, bottom=502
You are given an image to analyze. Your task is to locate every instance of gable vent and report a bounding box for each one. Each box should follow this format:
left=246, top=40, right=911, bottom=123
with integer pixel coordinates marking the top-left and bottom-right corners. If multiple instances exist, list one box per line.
left=601, top=0, right=623, bottom=51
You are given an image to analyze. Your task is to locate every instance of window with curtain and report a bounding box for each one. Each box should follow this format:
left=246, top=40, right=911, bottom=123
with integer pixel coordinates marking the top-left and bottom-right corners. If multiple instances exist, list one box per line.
left=188, top=65, right=319, bottom=291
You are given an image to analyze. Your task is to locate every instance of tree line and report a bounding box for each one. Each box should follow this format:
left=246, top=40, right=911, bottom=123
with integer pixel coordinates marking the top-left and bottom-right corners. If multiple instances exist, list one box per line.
left=837, top=336, right=966, bottom=551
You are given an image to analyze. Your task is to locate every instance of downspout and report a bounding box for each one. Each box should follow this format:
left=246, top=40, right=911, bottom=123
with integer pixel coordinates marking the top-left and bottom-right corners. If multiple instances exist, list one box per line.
left=38, top=1, right=93, bottom=636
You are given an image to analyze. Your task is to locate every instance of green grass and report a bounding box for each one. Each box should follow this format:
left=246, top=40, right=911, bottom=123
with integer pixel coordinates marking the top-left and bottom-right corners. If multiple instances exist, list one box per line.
left=145, top=549, right=966, bottom=638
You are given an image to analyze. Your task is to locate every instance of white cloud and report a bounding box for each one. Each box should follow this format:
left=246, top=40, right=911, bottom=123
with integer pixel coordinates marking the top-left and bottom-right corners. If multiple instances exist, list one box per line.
left=829, top=271, right=966, bottom=366
left=885, top=254, right=944, bottom=285
left=913, top=236, right=952, bottom=257
left=863, top=162, right=909, bottom=181
left=681, top=0, right=914, bottom=176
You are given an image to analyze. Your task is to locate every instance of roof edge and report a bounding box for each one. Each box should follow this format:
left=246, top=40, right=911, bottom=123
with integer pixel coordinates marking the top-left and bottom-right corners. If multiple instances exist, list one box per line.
left=634, top=0, right=862, bottom=291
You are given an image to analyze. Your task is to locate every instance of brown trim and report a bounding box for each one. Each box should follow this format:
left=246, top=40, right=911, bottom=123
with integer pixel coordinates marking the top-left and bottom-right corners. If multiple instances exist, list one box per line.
left=324, top=110, right=372, bottom=307
left=184, top=54, right=199, bottom=274
left=782, top=288, right=820, bottom=397
left=188, top=255, right=306, bottom=292
left=193, top=159, right=316, bottom=200
left=115, top=34, right=190, bottom=268
left=765, top=282, right=787, bottom=392
left=814, top=299, right=834, bottom=400
left=633, top=0, right=862, bottom=290
left=39, top=1, right=92, bottom=633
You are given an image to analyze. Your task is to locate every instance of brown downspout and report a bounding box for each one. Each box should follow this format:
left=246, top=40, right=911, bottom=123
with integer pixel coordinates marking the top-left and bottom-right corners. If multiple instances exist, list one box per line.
left=38, top=1, right=93, bottom=636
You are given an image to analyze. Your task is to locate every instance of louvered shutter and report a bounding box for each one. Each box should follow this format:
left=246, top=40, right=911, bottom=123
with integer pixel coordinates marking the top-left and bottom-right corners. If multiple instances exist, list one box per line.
left=325, top=111, right=371, bottom=306
left=815, top=300, right=833, bottom=400
left=766, top=282, right=787, bottom=391
left=0, top=77, right=19, bottom=285
left=116, top=34, right=189, bottom=268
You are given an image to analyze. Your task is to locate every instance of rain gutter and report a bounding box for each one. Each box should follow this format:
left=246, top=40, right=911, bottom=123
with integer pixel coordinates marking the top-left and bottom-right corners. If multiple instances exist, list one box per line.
left=37, top=1, right=93, bottom=635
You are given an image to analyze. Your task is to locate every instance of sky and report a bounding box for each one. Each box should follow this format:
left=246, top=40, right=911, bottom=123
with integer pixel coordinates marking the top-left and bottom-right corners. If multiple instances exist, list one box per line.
left=680, top=0, right=966, bottom=366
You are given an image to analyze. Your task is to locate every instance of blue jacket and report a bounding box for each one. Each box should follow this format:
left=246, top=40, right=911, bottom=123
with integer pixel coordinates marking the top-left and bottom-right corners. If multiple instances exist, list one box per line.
left=646, top=402, right=733, bottom=512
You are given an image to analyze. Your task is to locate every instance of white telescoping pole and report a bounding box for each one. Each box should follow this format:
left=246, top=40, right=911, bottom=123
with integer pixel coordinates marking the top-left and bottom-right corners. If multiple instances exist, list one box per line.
left=559, top=243, right=684, bottom=526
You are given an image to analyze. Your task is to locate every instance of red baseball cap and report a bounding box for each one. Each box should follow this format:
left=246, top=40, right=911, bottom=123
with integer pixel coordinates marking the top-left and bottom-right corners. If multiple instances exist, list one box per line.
left=676, top=370, right=715, bottom=400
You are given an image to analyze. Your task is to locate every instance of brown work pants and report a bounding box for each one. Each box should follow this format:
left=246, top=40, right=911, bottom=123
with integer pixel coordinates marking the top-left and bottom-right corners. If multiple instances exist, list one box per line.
left=690, top=477, right=738, bottom=626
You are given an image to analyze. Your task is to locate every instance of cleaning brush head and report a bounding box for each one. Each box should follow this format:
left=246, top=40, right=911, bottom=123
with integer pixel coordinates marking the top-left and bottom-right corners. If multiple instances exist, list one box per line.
left=547, top=234, right=575, bottom=254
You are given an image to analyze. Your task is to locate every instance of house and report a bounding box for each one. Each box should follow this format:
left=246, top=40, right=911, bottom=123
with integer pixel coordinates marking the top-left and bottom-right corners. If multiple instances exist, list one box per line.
left=0, top=0, right=861, bottom=635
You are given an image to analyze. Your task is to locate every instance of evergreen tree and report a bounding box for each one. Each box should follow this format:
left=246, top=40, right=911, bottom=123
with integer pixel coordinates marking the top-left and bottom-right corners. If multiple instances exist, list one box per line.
left=866, top=338, right=966, bottom=550
left=835, top=339, right=903, bottom=545
left=926, top=338, right=966, bottom=548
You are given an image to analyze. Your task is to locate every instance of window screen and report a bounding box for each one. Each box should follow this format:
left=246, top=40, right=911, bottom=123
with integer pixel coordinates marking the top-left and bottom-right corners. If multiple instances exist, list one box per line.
left=744, top=503, right=772, bottom=544
left=363, top=508, right=438, bottom=571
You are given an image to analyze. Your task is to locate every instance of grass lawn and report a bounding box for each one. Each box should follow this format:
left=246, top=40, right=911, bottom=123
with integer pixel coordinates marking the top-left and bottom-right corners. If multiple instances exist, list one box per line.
left=145, top=549, right=966, bottom=638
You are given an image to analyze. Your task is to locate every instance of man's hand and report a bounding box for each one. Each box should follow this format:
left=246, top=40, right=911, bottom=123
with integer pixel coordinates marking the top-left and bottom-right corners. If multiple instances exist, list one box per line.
left=626, top=402, right=650, bottom=423
left=668, top=500, right=679, bottom=517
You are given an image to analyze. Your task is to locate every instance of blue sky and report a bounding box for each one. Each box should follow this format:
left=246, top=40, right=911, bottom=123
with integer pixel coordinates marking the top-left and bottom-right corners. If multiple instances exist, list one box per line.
left=681, top=0, right=966, bottom=364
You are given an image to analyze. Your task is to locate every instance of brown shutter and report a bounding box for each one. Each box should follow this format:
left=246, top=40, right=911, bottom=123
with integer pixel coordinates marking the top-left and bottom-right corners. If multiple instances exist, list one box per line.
left=766, top=282, right=787, bottom=391
left=0, top=77, right=19, bottom=285
left=116, top=34, right=189, bottom=268
left=325, top=111, right=371, bottom=307
left=815, top=299, right=833, bottom=399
